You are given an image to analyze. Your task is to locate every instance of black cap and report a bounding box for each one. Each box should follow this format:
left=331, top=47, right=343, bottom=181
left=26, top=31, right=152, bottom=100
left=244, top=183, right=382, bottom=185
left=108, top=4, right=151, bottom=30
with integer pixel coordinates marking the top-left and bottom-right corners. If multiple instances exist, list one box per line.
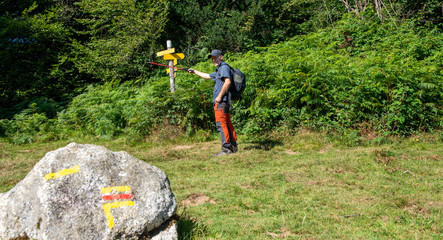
left=208, top=49, right=223, bottom=58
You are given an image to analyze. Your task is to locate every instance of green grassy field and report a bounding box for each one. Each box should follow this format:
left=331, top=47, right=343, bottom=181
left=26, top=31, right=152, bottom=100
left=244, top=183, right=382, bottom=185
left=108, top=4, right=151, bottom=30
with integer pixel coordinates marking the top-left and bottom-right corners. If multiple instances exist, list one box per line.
left=1, top=131, right=441, bottom=239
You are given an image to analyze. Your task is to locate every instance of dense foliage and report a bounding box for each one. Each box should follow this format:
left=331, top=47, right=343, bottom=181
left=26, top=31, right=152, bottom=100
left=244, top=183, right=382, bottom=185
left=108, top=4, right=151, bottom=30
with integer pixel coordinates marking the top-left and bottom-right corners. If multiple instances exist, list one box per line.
left=71, top=0, right=168, bottom=81
left=0, top=2, right=71, bottom=110
left=1, top=0, right=170, bottom=112
left=1, top=13, right=441, bottom=144
left=0, top=0, right=442, bottom=144
left=238, top=15, right=442, bottom=138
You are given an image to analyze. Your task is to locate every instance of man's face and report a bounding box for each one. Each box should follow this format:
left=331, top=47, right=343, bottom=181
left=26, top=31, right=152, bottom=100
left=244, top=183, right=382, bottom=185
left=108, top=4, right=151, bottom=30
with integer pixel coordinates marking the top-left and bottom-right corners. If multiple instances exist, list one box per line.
left=211, top=55, right=223, bottom=66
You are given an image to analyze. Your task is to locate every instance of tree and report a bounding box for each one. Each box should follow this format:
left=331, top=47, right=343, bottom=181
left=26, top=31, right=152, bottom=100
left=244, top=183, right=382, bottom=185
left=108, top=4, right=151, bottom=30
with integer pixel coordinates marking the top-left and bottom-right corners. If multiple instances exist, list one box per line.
left=0, top=0, right=54, bottom=16
left=161, top=0, right=343, bottom=66
left=338, top=0, right=443, bottom=25
left=0, top=2, right=71, bottom=110
left=71, top=0, right=169, bottom=81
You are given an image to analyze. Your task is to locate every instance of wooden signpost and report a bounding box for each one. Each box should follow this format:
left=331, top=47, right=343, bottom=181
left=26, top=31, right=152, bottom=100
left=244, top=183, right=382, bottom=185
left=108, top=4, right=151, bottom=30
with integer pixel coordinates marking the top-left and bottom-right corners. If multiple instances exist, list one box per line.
left=156, top=41, right=186, bottom=93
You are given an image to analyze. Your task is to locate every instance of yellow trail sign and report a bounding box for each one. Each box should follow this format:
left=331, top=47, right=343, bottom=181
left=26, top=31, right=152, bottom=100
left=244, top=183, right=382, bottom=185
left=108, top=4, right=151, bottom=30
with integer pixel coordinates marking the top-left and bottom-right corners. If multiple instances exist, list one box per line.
left=163, top=53, right=185, bottom=60
left=156, top=48, right=175, bottom=57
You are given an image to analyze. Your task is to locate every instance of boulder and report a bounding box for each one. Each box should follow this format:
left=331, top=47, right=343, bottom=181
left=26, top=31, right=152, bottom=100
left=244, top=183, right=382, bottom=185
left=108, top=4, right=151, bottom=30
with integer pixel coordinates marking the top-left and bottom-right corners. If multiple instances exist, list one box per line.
left=0, top=143, right=177, bottom=240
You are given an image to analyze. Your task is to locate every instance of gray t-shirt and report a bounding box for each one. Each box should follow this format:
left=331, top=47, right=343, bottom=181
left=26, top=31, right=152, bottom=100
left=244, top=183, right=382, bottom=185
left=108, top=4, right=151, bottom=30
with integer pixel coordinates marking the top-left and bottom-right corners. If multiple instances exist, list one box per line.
left=209, top=61, right=233, bottom=104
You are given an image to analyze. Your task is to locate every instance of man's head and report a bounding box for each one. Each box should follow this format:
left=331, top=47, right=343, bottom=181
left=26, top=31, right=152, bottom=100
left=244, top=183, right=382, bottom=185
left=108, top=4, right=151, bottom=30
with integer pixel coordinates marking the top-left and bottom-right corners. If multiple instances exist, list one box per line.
left=208, top=49, right=223, bottom=66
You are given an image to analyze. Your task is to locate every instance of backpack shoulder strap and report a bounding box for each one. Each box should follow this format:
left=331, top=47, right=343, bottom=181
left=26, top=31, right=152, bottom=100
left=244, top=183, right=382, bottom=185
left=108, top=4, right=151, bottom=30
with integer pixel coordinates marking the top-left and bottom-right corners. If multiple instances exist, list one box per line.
left=220, top=61, right=233, bottom=71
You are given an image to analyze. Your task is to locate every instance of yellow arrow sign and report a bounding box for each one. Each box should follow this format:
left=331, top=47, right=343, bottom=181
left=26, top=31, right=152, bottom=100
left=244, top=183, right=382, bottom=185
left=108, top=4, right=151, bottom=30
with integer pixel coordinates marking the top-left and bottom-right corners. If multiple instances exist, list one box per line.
left=156, top=48, right=175, bottom=57
left=163, top=53, right=185, bottom=60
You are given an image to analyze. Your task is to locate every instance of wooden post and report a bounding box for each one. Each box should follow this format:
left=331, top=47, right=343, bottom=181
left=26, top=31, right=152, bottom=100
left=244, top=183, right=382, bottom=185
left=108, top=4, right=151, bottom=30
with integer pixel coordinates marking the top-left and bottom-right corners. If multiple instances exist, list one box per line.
left=167, top=40, right=175, bottom=93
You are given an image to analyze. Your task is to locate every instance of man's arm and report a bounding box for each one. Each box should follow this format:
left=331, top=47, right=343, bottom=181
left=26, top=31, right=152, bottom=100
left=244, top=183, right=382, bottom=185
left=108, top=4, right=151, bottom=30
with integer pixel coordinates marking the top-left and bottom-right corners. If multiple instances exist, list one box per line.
left=189, top=69, right=211, bottom=79
left=215, top=77, right=231, bottom=105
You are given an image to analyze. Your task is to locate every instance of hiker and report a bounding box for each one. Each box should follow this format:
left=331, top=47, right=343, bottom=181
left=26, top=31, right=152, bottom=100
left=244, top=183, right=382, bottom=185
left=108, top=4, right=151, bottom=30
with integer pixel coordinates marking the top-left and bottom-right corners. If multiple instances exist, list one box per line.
left=188, top=49, right=238, bottom=156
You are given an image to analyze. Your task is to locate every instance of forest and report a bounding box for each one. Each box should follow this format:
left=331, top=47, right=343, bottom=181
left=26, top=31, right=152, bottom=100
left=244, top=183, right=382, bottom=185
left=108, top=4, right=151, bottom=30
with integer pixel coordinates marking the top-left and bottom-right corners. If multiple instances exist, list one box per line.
left=0, top=0, right=442, bottom=144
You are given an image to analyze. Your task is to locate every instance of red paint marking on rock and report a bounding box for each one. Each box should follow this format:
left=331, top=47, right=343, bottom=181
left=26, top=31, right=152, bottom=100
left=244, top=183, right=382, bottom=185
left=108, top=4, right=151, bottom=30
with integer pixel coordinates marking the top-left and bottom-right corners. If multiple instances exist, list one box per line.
left=102, top=193, right=134, bottom=201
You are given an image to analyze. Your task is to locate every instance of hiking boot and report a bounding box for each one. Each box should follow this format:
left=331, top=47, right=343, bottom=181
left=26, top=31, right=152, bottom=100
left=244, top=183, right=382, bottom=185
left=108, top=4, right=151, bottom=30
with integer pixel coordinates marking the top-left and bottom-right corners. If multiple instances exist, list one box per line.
left=231, top=144, right=238, bottom=153
left=214, top=147, right=232, bottom=157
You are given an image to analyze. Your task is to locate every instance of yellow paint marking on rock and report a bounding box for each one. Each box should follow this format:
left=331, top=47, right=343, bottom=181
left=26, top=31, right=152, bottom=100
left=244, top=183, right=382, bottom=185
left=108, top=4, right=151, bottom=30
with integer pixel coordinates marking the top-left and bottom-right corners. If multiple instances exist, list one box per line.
left=44, top=165, right=80, bottom=180
left=101, top=186, right=131, bottom=194
left=102, top=201, right=135, bottom=229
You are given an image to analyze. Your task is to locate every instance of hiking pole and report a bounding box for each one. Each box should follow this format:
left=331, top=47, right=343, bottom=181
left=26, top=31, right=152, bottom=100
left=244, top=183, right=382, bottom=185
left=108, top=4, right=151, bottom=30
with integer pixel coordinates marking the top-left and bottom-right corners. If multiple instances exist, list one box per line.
left=148, top=61, right=194, bottom=73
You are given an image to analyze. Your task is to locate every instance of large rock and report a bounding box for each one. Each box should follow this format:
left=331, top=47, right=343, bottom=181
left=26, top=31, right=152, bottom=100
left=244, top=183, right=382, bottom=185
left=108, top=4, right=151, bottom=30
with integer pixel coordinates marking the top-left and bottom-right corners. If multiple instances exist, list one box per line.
left=0, top=143, right=177, bottom=240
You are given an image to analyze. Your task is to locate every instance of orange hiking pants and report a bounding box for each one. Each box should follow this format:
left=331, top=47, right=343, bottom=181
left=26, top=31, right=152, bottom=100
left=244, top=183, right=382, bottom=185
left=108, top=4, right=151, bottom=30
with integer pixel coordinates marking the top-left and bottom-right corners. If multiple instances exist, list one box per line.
left=214, top=102, right=237, bottom=148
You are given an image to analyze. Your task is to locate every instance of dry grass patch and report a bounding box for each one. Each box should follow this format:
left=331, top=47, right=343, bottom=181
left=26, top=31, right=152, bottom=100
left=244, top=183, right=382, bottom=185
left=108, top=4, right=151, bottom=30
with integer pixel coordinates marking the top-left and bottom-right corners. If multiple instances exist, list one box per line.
left=181, top=193, right=216, bottom=207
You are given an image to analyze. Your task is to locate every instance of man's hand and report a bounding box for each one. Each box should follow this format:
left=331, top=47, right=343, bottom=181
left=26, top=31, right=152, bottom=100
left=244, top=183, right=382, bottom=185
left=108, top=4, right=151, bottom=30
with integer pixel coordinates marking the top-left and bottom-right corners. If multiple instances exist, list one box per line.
left=187, top=68, right=195, bottom=74
left=215, top=95, right=222, bottom=105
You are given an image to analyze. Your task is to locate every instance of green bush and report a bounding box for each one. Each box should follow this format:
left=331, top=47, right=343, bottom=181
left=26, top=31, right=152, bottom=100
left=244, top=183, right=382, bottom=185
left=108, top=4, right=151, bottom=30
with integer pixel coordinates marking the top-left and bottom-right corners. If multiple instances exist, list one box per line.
left=53, top=72, right=215, bottom=141
left=0, top=103, right=55, bottom=144
left=230, top=16, right=442, bottom=137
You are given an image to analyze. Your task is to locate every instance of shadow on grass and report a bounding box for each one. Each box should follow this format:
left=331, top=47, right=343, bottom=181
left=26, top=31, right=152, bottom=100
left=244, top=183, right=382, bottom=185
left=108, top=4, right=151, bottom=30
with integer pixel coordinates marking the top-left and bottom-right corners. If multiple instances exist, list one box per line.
left=176, top=212, right=207, bottom=240
left=243, top=139, right=283, bottom=151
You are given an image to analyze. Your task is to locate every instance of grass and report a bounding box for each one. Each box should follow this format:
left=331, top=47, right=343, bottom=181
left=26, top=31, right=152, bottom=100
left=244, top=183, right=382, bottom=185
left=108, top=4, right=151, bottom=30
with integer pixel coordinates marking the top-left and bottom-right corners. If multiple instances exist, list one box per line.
left=0, top=131, right=442, bottom=239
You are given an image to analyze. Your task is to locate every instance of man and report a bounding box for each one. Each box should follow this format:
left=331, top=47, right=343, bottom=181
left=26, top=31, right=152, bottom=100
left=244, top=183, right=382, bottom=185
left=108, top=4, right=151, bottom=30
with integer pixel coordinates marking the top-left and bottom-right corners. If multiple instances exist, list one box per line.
left=188, top=49, right=238, bottom=156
